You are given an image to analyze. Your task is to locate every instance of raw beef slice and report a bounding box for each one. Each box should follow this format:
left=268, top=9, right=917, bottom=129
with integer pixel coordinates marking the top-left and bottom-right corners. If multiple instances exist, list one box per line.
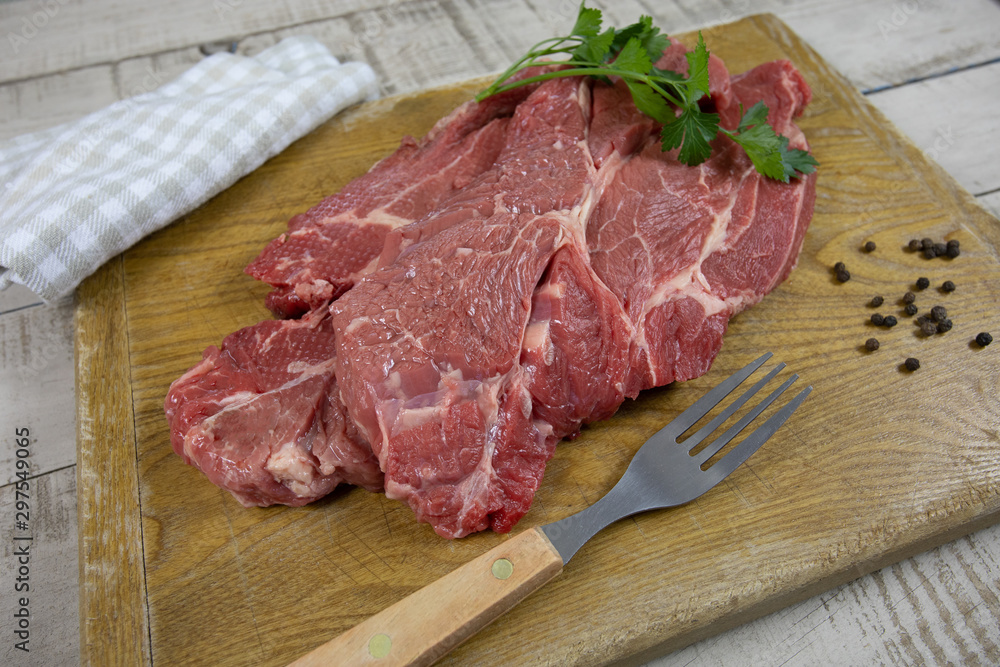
left=332, top=56, right=814, bottom=538
left=166, top=44, right=816, bottom=537
left=165, top=306, right=381, bottom=506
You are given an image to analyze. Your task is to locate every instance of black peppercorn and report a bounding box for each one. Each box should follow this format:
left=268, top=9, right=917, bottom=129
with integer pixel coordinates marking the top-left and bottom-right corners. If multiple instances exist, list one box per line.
left=904, top=303, right=918, bottom=316
left=871, top=295, right=884, bottom=307
left=904, top=357, right=920, bottom=371
left=834, top=261, right=846, bottom=272
left=933, top=242, right=947, bottom=257
left=921, top=238, right=934, bottom=250
left=937, top=319, right=953, bottom=333
left=908, top=239, right=923, bottom=252
left=941, top=280, right=955, bottom=292
left=930, top=305, right=947, bottom=322
left=836, top=268, right=851, bottom=282
left=884, top=315, right=898, bottom=327
left=865, top=338, right=880, bottom=351
left=923, top=246, right=938, bottom=259
left=902, top=291, right=916, bottom=304
left=871, top=313, right=885, bottom=326
left=916, top=277, right=930, bottom=290
left=946, top=245, right=960, bottom=258
left=920, top=320, right=938, bottom=336
left=976, top=332, right=993, bottom=347
left=864, top=241, right=876, bottom=252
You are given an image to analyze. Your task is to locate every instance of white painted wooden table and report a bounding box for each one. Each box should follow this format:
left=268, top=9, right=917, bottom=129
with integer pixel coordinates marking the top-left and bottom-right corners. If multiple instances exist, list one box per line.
left=1, top=1, right=998, bottom=665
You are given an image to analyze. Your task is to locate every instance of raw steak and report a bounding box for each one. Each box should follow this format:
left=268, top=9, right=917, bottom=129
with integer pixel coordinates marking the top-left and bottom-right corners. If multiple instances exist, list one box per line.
left=166, top=42, right=816, bottom=535
left=165, top=306, right=381, bottom=506
left=332, top=52, right=814, bottom=537
left=246, top=71, right=552, bottom=318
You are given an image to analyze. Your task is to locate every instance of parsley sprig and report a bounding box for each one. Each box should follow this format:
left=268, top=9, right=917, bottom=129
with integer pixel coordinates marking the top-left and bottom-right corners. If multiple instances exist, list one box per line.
left=476, top=4, right=818, bottom=182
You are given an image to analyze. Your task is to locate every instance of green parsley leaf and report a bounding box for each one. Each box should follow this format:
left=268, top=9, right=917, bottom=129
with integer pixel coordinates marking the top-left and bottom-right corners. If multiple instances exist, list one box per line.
left=683, top=32, right=711, bottom=105
left=571, top=5, right=603, bottom=38
left=477, top=3, right=818, bottom=181
left=736, top=101, right=769, bottom=134
left=571, top=26, right=615, bottom=64
left=625, top=80, right=673, bottom=124
left=610, top=15, right=654, bottom=55
left=778, top=137, right=819, bottom=181
left=612, top=37, right=653, bottom=76
left=661, top=107, right=719, bottom=165
left=729, top=123, right=785, bottom=180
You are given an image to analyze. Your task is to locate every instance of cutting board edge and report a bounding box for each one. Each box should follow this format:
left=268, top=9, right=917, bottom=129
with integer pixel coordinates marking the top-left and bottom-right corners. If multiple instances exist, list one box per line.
left=75, top=254, right=151, bottom=667
left=613, top=501, right=1000, bottom=667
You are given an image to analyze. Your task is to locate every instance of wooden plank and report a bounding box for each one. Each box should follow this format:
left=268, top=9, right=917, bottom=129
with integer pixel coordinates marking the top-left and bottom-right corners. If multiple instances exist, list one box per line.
left=3, top=0, right=999, bottom=97
left=775, top=0, right=1000, bottom=92
left=74, top=256, right=150, bottom=667
left=0, top=65, right=116, bottom=141
left=866, top=62, right=1000, bottom=195
left=0, top=466, right=79, bottom=665
left=72, top=14, right=1000, bottom=665
left=0, top=284, right=43, bottom=313
left=0, top=296, right=76, bottom=482
left=0, top=0, right=389, bottom=84
left=653, top=522, right=1000, bottom=665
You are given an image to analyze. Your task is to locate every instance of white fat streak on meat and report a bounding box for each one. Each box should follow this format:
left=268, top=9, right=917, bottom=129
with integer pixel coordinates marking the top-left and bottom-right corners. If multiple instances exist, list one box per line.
left=519, top=122, right=642, bottom=374
left=622, top=150, right=756, bottom=384
left=361, top=80, right=628, bottom=535
left=183, top=356, right=338, bottom=494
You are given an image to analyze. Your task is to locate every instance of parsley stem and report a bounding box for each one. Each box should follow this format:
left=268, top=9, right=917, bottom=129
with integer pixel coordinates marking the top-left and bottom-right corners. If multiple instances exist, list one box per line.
left=477, top=65, right=686, bottom=109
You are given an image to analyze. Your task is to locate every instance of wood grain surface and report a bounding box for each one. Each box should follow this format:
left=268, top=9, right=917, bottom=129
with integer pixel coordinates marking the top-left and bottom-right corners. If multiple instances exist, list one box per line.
left=73, top=14, right=1000, bottom=666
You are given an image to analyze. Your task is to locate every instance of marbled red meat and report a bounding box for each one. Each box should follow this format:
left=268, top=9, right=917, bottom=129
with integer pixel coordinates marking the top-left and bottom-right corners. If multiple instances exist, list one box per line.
left=166, top=43, right=816, bottom=538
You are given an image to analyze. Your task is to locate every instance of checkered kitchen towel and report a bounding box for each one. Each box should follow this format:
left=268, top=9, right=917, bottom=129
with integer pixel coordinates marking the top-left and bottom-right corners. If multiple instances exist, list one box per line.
left=0, top=36, right=378, bottom=301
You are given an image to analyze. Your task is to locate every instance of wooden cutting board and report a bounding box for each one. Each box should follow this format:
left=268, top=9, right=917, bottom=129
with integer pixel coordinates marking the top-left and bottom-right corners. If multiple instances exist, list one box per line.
left=75, top=14, right=1000, bottom=667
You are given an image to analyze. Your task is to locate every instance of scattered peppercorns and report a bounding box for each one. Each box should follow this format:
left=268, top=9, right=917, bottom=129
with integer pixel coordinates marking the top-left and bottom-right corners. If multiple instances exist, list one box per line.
left=843, top=235, right=984, bottom=365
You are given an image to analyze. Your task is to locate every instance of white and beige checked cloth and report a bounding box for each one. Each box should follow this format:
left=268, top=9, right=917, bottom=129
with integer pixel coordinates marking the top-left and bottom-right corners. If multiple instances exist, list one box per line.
left=0, top=36, right=378, bottom=301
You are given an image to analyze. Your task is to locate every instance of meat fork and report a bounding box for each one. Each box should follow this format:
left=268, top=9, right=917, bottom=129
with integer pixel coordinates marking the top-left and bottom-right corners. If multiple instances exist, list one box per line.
left=290, top=352, right=811, bottom=666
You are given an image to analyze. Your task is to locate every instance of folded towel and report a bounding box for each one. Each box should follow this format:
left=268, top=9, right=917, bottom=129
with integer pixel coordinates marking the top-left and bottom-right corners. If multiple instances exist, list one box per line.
left=0, top=36, right=378, bottom=301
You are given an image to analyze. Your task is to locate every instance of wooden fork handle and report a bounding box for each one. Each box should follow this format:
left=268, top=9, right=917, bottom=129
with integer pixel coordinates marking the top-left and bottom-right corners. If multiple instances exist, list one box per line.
left=288, top=526, right=564, bottom=667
